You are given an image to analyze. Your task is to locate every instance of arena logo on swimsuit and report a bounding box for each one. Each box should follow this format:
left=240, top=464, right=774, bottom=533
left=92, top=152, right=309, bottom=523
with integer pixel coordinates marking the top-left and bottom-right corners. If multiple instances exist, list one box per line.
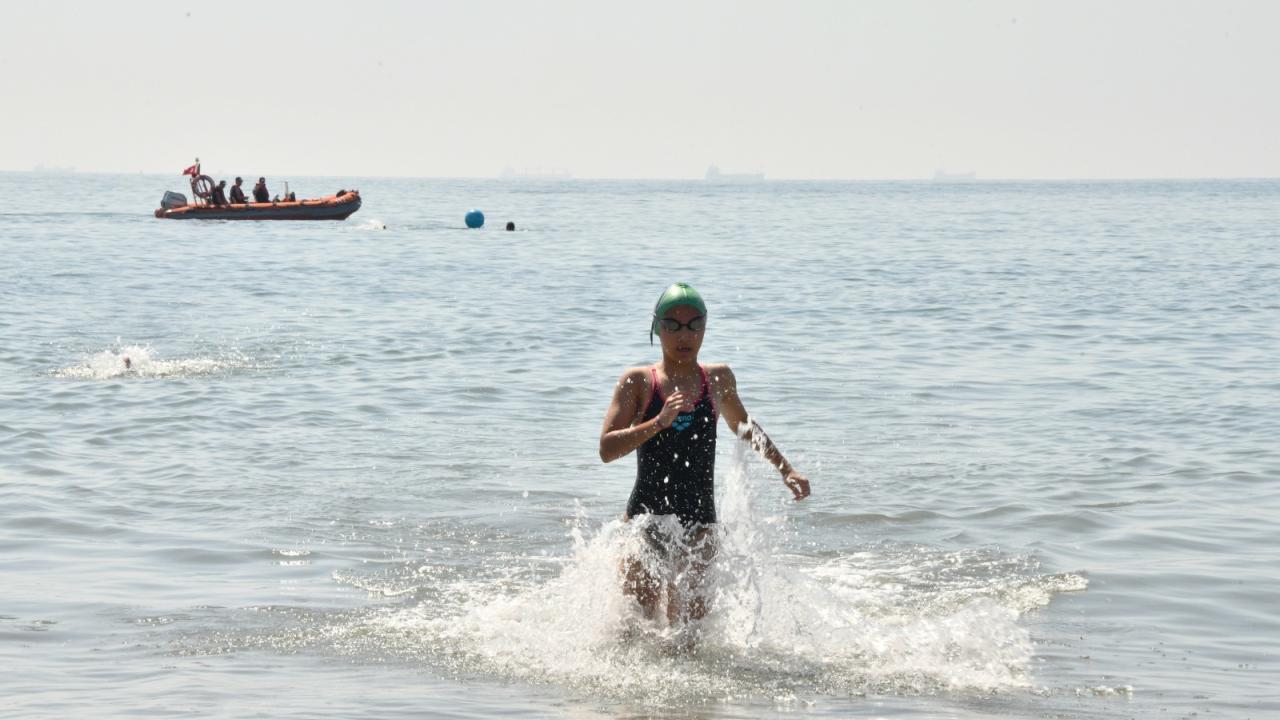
left=672, top=413, right=694, bottom=431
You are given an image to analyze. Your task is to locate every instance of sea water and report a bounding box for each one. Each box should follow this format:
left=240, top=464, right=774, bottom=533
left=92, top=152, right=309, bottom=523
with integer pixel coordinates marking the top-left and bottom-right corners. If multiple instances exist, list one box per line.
left=1, top=172, right=1277, bottom=718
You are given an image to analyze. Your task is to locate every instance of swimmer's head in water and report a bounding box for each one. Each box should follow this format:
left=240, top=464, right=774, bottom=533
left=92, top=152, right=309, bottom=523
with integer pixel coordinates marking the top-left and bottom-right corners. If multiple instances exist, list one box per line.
left=650, top=282, right=707, bottom=345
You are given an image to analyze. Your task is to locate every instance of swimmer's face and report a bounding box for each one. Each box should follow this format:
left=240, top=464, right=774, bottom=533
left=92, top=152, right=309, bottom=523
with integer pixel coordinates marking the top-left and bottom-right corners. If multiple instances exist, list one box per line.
left=657, top=304, right=705, bottom=360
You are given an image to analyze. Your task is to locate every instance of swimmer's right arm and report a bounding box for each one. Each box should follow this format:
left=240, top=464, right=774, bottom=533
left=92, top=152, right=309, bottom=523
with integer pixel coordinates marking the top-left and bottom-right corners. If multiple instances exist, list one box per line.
left=599, top=369, right=686, bottom=463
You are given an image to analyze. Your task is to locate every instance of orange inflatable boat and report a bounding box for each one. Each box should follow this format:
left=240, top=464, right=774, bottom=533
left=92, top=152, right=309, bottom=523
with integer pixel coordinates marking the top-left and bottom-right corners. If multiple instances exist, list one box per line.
left=154, top=190, right=362, bottom=220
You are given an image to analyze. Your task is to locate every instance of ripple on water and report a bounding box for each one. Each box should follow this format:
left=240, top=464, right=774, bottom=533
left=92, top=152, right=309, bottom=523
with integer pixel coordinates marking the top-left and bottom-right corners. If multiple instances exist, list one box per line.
left=4, top=177, right=1278, bottom=718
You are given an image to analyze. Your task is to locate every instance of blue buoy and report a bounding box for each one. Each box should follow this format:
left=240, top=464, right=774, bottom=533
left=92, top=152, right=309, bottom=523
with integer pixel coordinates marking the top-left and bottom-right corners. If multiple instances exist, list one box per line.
left=465, top=209, right=485, bottom=229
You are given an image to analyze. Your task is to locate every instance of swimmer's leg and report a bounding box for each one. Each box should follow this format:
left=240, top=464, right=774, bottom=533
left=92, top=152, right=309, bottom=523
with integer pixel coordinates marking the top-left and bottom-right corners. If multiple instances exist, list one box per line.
left=686, top=527, right=717, bottom=622
left=621, top=556, right=663, bottom=622
left=671, top=526, right=717, bottom=626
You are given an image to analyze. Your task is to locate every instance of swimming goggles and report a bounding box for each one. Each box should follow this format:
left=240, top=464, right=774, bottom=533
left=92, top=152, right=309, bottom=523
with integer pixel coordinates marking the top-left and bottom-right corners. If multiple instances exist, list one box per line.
left=658, top=316, right=705, bottom=333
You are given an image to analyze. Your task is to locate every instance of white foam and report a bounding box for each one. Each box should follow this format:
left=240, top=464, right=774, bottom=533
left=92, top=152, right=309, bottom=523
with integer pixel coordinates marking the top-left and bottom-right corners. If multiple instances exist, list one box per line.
left=332, top=436, right=1080, bottom=703
left=52, top=343, right=258, bottom=380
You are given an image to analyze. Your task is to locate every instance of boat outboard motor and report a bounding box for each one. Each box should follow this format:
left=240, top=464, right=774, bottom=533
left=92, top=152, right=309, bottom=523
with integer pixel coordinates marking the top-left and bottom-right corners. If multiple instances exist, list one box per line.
left=161, top=191, right=188, bottom=210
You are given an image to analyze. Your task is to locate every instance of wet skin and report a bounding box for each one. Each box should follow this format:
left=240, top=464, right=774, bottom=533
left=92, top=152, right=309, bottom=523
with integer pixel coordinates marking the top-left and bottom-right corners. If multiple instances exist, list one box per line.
left=600, top=303, right=811, bottom=632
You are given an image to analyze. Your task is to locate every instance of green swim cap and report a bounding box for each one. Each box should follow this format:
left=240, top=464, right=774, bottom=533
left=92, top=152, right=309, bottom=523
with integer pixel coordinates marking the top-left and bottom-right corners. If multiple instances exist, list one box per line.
left=650, top=282, right=708, bottom=344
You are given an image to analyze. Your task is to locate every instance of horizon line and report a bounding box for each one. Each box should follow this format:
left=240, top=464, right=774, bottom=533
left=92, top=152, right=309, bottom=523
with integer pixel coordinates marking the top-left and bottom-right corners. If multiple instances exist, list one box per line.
left=4, top=169, right=1279, bottom=183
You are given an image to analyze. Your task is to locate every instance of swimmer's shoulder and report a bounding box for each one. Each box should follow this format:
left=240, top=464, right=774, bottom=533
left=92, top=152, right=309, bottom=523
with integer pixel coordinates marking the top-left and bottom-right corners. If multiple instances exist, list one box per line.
left=618, top=364, right=653, bottom=382
left=703, top=363, right=740, bottom=402
left=616, top=365, right=655, bottom=397
left=702, top=362, right=735, bottom=385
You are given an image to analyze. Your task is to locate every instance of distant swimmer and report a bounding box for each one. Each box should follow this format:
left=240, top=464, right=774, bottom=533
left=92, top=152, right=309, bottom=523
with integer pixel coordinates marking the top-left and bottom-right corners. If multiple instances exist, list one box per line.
left=506, top=221, right=516, bottom=231
left=122, top=356, right=132, bottom=369
left=598, top=283, right=810, bottom=643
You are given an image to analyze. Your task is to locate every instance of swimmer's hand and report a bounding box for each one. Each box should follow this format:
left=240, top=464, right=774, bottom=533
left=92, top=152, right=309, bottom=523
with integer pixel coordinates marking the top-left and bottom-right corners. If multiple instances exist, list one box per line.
left=656, top=391, right=688, bottom=429
left=783, top=470, right=810, bottom=501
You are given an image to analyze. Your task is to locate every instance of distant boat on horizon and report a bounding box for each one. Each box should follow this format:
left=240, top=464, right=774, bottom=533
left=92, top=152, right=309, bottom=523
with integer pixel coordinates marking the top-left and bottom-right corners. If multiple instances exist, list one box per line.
left=932, top=169, right=977, bottom=182
left=705, top=164, right=764, bottom=182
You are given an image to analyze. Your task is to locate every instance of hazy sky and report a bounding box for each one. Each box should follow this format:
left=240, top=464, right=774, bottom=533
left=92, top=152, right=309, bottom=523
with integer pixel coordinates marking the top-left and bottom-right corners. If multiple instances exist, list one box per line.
left=2, top=1, right=1276, bottom=179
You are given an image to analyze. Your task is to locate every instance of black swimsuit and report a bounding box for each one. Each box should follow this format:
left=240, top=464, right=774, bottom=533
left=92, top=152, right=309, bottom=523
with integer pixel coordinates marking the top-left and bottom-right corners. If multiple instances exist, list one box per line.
left=626, top=365, right=718, bottom=526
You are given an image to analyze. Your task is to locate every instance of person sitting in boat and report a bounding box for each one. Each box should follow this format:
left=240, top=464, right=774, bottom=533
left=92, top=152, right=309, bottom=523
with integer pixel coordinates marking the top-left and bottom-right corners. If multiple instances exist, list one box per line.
left=252, top=177, right=269, bottom=203
left=229, top=177, right=249, bottom=205
left=210, top=180, right=229, bottom=206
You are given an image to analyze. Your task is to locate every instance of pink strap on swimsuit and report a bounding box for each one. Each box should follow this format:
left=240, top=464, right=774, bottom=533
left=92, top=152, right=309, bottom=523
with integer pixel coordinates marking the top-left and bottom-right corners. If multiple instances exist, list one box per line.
left=649, top=364, right=716, bottom=415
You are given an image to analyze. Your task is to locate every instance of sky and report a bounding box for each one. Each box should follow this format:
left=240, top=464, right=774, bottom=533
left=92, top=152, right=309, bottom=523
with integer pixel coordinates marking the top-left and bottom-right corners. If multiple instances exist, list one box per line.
left=2, top=0, right=1277, bottom=179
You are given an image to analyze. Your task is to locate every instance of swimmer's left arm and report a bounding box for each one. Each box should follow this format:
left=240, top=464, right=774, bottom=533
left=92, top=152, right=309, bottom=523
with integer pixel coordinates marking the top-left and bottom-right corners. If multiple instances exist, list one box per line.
left=709, top=364, right=811, bottom=501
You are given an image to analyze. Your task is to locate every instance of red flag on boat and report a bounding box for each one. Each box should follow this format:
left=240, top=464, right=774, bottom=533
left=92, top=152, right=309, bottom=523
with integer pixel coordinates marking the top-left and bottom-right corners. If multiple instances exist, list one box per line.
left=181, top=164, right=199, bottom=176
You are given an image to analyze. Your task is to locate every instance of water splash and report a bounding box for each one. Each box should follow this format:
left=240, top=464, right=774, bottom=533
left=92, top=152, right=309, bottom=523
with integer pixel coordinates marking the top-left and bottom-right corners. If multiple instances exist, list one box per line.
left=312, top=436, right=1084, bottom=705
left=51, top=343, right=259, bottom=380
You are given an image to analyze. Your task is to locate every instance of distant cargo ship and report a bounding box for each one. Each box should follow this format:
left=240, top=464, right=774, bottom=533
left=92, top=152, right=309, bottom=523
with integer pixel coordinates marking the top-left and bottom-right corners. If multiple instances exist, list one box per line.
left=705, top=164, right=764, bottom=182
